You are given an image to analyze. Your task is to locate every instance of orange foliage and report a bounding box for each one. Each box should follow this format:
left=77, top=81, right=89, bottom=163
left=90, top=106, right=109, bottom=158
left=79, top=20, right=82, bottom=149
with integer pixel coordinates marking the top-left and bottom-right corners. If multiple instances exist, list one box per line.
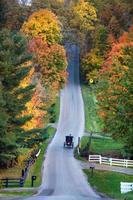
left=97, top=25, right=133, bottom=120
left=29, top=37, right=68, bottom=90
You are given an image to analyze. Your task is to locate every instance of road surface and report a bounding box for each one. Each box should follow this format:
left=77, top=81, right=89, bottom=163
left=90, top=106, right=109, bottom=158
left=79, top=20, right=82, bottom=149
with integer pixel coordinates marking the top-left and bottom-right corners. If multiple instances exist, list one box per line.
left=21, top=44, right=104, bottom=200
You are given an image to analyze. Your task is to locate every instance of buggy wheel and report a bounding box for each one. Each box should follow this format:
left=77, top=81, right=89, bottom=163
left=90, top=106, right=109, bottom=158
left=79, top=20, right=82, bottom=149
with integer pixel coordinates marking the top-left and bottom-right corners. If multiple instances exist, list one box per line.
left=64, top=142, right=66, bottom=148
left=72, top=142, right=74, bottom=148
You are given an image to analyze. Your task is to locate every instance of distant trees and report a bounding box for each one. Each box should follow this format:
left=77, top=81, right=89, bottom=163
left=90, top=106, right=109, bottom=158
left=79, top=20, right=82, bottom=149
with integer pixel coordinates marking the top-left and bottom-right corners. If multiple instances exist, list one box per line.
left=21, top=9, right=67, bottom=119
left=21, top=9, right=62, bottom=44
left=30, top=0, right=97, bottom=46
left=0, top=0, right=31, bottom=30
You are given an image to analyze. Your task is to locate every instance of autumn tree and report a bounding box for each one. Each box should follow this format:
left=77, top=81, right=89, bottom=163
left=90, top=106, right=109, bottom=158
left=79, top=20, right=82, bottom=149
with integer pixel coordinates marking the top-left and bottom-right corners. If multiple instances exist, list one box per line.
left=81, top=25, right=109, bottom=82
left=20, top=8, right=68, bottom=148
left=21, top=9, right=62, bottom=44
left=99, top=1, right=132, bottom=38
left=0, top=0, right=31, bottom=30
left=71, top=0, right=97, bottom=32
left=29, top=38, right=67, bottom=89
left=96, top=26, right=133, bottom=157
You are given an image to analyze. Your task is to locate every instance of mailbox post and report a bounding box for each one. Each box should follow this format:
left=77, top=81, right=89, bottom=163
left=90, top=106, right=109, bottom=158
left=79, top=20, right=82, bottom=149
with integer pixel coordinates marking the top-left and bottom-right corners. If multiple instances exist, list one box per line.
left=31, top=176, right=36, bottom=187
left=89, top=163, right=95, bottom=177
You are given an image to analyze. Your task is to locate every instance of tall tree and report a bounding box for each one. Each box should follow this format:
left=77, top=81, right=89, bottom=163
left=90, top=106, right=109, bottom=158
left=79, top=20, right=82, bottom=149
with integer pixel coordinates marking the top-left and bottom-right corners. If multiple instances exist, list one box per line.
left=0, top=29, right=34, bottom=167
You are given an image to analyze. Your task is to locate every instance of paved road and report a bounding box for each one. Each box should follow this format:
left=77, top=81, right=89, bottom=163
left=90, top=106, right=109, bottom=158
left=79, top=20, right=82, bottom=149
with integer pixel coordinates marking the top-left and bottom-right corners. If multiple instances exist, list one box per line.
left=80, top=161, right=133, bottom=175
left=8, top=44, right=107, bottom=200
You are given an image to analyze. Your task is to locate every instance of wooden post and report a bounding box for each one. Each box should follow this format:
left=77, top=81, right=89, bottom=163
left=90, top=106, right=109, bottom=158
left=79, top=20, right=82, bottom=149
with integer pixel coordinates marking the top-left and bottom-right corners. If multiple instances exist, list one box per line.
left=77, top=137, right=80, bottom=155
left=88, top=132, right=93, bottom=157
left=5, top=178, right=8, bottom=188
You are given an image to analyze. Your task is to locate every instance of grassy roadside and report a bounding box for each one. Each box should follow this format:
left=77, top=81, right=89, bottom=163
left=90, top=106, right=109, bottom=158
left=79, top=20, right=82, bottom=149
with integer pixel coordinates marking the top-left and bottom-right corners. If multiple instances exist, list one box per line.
left=83, top=169, right=133, bottom=200
left=80, top=136, right=123, bottom=158
left=54, top=95, right=60, bottom=122
left=81, top=85, right=103, bottom=133
left=24, top=126, right=56, bottom=187
left=0, top=191, right=35, bottom=198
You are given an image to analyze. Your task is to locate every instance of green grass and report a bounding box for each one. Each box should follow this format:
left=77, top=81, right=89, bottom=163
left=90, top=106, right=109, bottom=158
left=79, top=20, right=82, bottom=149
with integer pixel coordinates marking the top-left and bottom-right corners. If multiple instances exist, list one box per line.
left=80, top=136, right=123, bottom=157
left=83, top=169, right=133, bottom=200
left=54, top=95, right=60, bottom=122
left=24, top=127, right=56, bottom=187
left=82, top=85, right=103, bottom=133
left=0, top=191, right=35, bottom=197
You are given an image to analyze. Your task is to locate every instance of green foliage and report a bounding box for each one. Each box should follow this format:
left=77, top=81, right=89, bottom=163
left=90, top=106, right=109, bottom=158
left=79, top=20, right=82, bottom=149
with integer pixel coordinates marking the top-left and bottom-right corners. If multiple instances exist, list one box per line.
left=96, top=28, right=133, bottom=158
left=0, top=29, right=34, bottom=167
left=81, top=25, right=108, bottom=82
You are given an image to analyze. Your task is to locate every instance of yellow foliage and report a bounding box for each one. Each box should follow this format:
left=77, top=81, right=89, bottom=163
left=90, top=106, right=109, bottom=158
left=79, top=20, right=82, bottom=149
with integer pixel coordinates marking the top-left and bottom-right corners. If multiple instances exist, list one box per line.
left=71, top=0, right=97, bottom=31
left=17, top=154, right=27, bottom=167
left=21, top=9, right=62, bottom=44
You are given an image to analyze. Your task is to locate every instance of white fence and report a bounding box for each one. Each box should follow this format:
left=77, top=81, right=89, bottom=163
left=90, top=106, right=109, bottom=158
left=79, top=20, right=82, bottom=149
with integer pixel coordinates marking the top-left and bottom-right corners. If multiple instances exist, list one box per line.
left=89, top=155, right=133, bottom=168
left=120, top=182, right=133, bottom=193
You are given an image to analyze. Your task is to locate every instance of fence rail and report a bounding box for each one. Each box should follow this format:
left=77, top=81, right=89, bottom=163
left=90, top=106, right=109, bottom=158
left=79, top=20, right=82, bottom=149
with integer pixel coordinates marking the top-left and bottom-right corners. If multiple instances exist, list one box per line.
left=0, top=178, right=24, bottom=188
left=89, top=155, right=133, bottom=168
left=120, top=182, right=133, bottom=193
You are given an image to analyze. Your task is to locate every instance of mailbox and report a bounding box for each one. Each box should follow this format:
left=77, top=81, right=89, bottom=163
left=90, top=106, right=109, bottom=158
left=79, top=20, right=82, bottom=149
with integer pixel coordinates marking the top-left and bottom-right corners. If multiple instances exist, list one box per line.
left=31, top=175, right=37, bottom=187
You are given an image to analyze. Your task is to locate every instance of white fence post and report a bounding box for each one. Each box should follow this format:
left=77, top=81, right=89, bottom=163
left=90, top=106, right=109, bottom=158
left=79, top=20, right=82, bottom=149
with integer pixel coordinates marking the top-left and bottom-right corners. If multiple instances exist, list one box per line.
left=109, top=158, right=112, bottom=166
left=126, top=160, right=128, bottom=168
left=99, top=155, right=102, bottom=164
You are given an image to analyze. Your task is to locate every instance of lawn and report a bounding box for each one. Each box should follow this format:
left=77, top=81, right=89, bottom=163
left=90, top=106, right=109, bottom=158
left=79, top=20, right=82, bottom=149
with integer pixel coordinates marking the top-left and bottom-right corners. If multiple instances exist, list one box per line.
left=80, top=136, right=123, bottom=157
left=83, top=169, right=133, bottom=200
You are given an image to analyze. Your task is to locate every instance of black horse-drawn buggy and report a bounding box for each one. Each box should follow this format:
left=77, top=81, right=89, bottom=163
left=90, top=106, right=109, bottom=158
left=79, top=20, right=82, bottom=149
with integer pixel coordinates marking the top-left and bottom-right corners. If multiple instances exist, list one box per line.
left=64, top=135, right=74, bottom=148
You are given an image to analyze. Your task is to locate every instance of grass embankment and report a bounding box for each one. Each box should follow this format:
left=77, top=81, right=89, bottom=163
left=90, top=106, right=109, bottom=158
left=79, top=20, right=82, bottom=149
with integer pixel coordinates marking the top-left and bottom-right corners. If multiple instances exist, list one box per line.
left=82, top=85, right=103, bottom=133
left=24, top=127, right=56, bottom=187
left=80, top=136, right=123, bottom=158
left=84, top=169, right=133, bottom=200
left=54, top=95, right=60, bottom=122
left=0, top=191, right=35, bottom=198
